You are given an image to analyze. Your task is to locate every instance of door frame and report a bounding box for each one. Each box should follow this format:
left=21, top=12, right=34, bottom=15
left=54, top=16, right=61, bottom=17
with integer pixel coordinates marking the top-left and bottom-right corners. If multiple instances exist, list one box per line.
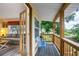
left=25, top=3, right=32, bottom=56
left=19, top=10, right=26, bottom=55
left=19, top=3, right=32, bottom=56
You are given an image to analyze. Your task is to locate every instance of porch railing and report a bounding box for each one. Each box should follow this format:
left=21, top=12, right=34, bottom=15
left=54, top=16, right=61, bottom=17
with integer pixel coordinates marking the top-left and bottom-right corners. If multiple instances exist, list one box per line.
left=53, top=34, right=79, bottom=56
left=41, top=33, right=79, bottom=56
left=41, top=34, right=53, bottom=42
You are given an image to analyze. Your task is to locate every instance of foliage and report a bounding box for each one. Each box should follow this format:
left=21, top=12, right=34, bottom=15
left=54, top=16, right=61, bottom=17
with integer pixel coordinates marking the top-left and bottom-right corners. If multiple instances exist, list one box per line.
left=55, top=22, right=60, bottom=35
left=65, top=12, right=79, bottom=41
left=64, top=32, right=70, bottom=36
left=65, top=13, right=76, bottom=22
left=41, top=21, right=60, bottom=35
left=41, top=21, right=53, bottom=33
left=71, top=24, right=79, bottom=41
left=64, top=29, right=72, bottom=36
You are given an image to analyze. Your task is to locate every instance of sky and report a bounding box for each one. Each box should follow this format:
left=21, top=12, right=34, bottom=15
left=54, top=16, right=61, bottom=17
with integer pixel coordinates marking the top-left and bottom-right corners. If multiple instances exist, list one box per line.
left=65, top=11, right=79, bottom=29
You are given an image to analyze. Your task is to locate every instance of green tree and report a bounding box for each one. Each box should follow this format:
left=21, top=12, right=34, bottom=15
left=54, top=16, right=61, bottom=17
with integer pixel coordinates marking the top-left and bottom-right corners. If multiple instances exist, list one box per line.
left=65, top=13, right=76, bottom=22
left=65, top=12, right=79, bottom=41
left=55, top=22, right=60, bottom=35
left=41, top=21, right=53, bottom=33
left=71, top=24, right=79, bottom=41
left=41, top=21, right=60, bottom=35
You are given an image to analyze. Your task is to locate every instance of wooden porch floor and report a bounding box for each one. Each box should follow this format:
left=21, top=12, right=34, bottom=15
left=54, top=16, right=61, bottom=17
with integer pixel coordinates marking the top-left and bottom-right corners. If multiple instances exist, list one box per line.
left=35, top=43, right=60, bottom=56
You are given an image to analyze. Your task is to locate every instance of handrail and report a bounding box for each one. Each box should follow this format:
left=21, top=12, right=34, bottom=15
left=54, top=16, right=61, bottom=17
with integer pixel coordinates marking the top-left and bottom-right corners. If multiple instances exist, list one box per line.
left=42, top=33, right=79, bottom=48
left=62, top=38, right=79, bottom=50
left=53, top=34, right=79, bottom=50
left=53, top=33, right=79, bottom=56
left=41, top=33, right=53, bottom=35
left=41, top=33, right=53, bottom=42
left=42, top=33, right=79, bottom=56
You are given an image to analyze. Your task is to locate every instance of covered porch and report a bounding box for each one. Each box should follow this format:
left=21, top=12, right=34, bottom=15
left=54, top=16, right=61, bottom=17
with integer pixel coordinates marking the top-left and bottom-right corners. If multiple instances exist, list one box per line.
left=0, top=3, right=79, bottom=56
left=30, top=3, right=79, bottom=56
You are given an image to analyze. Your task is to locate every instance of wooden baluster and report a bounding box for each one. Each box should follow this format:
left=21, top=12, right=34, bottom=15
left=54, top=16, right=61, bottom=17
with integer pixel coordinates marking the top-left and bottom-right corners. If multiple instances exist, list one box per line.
left=64, top=42, right=65, bottom=56
left=73, top=48, right=77, bottom=56
left=64, top=42, right=66, bottom=56
left=75, top=49, right=77, bottom=56
left=72, top=47, right=74, bottom=56
left=67, top=44, right=69, bottom=56
left=65, top=43, right=67, bottom=56
left=67, top=43, right=68, bottom=56
left=68, top=45, right=70, bottom=56
left=70, top=46, right=72, bottom=56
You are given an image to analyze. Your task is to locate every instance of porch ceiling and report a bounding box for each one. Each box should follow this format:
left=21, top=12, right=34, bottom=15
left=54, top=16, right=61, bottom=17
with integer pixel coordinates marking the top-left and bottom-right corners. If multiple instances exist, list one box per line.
left=31, top=3, right=62, bottom=21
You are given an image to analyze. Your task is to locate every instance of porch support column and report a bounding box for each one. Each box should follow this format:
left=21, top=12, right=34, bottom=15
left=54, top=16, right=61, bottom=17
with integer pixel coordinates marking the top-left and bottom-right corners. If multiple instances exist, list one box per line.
left=52, top=22, right=56, bottom=43
left=60, top=10, right=64, bottom=56
left=25, top=3, right=32, bottom=56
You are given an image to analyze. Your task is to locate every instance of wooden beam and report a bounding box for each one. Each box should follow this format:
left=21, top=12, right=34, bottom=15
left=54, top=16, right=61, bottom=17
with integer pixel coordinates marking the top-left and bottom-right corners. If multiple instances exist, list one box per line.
left=25, top=3, right=32, bottom=9
left=53, top=3, right=70, bottom=22
left=25, top=3, right=32, bottom=56
left=60, top=10, right=64, bottom=56
left=52, top=22, right=56, bottom=43
left=59, top=4, right=70, bottom=56
left=60, top=10, right=64, bottom=38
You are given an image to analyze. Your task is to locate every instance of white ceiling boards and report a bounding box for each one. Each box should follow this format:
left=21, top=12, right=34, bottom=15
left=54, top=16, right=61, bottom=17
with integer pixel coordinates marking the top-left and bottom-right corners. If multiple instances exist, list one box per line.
left=31, top=3, right=62, bottom=21
left=0, top=3, right=78, bottom=21
left=0, top=3, right=25, bottom=19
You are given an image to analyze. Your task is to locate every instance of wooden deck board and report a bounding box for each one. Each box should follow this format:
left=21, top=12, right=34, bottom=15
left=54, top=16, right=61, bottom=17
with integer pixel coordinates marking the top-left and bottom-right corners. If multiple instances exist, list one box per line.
left=35, top=43, right=60, bottom=56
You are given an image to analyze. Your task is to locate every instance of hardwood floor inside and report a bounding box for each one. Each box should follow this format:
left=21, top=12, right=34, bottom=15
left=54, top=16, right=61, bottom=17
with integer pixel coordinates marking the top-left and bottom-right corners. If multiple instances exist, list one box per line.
left=0, top=44, right=20, bottom=56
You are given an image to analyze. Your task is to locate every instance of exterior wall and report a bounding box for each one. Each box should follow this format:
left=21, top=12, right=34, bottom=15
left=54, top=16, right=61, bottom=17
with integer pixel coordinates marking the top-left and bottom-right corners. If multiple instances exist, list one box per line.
left=31, top=4, right=41, bottom=56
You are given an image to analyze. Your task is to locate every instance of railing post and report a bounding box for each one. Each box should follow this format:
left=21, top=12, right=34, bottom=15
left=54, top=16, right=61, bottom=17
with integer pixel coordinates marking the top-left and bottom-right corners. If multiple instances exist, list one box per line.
left=75, top=48, right=78, bottom=56
left=52, top=3, right=70, bottom=56
left=60, top=10, right=64, bottom=56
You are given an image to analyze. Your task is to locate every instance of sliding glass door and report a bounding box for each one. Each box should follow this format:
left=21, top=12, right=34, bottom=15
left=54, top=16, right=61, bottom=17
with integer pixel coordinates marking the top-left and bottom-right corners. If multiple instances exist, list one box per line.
left=20, top=10, right=27, bottom=55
